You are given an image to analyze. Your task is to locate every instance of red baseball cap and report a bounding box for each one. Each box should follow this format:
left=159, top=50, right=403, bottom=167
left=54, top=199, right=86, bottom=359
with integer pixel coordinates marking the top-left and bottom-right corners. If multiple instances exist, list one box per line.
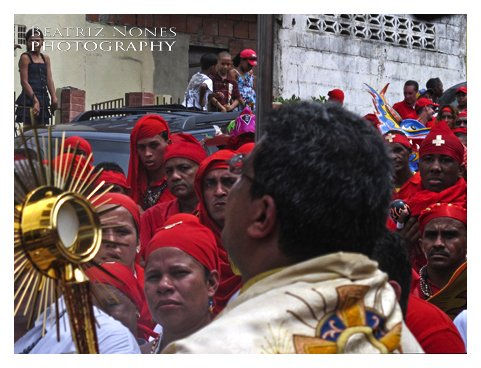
left=328, top=89, right=344, bottom=104
left=415, top=97, right=439, bottom=110
left=240, top=49, right=257, bottom=66
left=456, top=86, right=467, bottom=95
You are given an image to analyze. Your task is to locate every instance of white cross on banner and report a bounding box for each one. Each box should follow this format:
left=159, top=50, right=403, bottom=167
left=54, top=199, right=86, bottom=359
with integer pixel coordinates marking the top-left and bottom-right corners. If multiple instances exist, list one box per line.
left=432, top=135, right=445, bottom=146
left=385, top=133, right=395, bottom=143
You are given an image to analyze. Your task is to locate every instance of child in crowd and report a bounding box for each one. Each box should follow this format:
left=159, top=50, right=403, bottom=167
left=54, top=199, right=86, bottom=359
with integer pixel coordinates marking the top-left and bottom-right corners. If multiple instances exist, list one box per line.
left=183, top=53, right=217, bottom=111
left=208, top=51, right=240, bottom=112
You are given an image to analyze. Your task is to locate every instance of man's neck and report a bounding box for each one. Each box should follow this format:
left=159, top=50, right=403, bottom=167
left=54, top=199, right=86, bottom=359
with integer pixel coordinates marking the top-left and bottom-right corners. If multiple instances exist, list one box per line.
left=405, top=100, right=415, bottom=108
left=394, top=169, right=413, bottom=188
left=178, top=195, right=198, bottom=214
left=147, top=168, right=164, bottom=185
left=427, top=263, right=462, bottom=290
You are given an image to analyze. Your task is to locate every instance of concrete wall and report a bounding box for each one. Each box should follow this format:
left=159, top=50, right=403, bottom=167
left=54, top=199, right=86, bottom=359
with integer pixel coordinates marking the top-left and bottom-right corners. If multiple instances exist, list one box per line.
left=273, top=14, right=467, bottom=116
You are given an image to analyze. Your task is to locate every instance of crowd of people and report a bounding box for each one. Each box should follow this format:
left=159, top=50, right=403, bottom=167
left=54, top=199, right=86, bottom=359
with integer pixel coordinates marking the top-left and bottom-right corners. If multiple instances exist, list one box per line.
left=14, top=39, right=468, bottom=354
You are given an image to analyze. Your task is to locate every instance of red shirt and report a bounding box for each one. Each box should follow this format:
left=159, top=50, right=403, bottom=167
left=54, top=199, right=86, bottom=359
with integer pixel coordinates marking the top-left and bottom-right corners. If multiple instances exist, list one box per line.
left=406, top=294, right=465, bottom=353
left=393, top=100, right=418, bottom=120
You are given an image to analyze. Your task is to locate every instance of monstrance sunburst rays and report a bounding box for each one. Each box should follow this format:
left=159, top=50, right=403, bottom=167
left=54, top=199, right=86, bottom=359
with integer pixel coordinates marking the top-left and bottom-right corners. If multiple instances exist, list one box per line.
left=14, top=126, right=118, bottom=354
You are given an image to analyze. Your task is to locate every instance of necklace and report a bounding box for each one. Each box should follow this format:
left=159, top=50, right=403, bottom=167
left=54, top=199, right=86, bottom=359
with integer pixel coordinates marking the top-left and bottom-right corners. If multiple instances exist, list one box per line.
left=419, top=265, right=432, bottom=299
left=150, top=335, right=162, bottom=354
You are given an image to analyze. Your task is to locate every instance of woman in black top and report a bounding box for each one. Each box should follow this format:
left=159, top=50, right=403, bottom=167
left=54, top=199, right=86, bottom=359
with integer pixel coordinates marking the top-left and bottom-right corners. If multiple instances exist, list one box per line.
left=15, top=28, right=57, bottom=126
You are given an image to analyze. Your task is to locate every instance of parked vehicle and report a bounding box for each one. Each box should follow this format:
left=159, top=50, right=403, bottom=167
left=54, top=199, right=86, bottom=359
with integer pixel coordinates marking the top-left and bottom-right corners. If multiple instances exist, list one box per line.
left=15, top=105, right=240, bottom=173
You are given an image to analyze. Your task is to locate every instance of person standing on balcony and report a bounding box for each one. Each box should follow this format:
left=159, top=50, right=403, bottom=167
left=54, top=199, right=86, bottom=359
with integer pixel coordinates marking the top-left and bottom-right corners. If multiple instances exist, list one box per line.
left=230, top=49, right=257, bottom=111
left=183, top=53, right=217, bottom=111
left=209, top=52, right=240, bottom=112
left=15, top=28, right=57, bottom=126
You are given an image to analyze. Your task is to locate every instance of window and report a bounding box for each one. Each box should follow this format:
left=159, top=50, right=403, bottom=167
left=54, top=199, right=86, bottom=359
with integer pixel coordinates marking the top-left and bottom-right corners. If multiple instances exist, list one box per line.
left=306, top=14, right=437, bottom=51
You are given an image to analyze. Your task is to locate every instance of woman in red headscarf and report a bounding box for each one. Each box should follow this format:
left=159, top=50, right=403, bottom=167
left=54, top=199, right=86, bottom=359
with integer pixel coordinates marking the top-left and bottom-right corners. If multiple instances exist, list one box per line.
left=194, top=150, right=242, bottom=314
left=86, top=262, right=154, bottom=351
left=144, top=213, right=220, bottom=353
left=127, top=114, right=175, bottom=210
left=93, top=192, right=156, bottom=342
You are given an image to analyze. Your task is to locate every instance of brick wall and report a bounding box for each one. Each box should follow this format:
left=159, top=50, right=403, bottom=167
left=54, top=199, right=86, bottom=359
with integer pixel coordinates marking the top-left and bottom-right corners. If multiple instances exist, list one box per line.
left=60, top=87, right=85, bottom=123
left=86, top=14, right=257, bottom=56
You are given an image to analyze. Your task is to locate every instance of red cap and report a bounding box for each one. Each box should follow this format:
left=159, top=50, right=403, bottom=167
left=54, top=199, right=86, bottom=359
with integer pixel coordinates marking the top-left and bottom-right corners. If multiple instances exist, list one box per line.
left=418, top=202, right=466, bottom=234
left=328, top=89, right=344, bottom=104
left=163, top=133, right=207, bottom=165
left=383, top=131, right=412, bottom=149
left=456, top=86, right=467, bottom=95
left=452, top=127, right=467, bottom=135
left=419, top=121, right=464, bottom=164
left=96, top=170, right=130, bottom=191
left=145, top=213, right=220, bottom=273
left=441, top=106, right=454, bottom=114
left=239, top=49, right=257, bottom=66
left=415, top=97, right=439, bottom=110
left=458, top=110, right=467, bottom=119
left=85, top=262, right=144, bottom=313
left=64, top=136, right=93, bottom=158
left=53, top=153, right=94, bottom=181
left=96, top=192, right=140, bottom=231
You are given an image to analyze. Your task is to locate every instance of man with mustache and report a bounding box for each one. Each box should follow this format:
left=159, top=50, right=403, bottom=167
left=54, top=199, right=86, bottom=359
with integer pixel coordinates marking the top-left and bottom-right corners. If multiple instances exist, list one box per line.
left=194, top=150, right=241, bottom=314
left=139, top=133, right=207, bottom=259
left=412, top=203, right=466, bottom=312
left=395, top=121, right=466, bottom=272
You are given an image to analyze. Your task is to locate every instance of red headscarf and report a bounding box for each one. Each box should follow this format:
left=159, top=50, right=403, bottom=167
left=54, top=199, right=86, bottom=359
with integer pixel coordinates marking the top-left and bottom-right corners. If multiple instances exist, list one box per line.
left=127, top=114, right=171, bottom=205
left=194, top=149, right=236, bottom=238
left=96, top=170, right=130, bottom=191
left=53, top=153, right=94, bottom=181
left=236, top=142, right=255, bottom=155
left=96, top=192, right=140, bottom=231
left=194, top=150, right=241, bottom=314
left=163, top=133, right=207, bottom=165
left=383, top=131, right=412, bottom=150
left=86, top=262, right=144, bottom=313
left=418, top=202, right=467, bottom=234
left=64, top=136, right=93, bottom=158
left=419, top=121, right=464, bottom=164
left=145, top=213, right=220, bottom=273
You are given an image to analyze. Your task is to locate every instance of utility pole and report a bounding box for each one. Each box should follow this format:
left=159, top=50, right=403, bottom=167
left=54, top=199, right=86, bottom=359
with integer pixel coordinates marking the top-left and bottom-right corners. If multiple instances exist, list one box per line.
left=255, top=14, right=274, bottom=140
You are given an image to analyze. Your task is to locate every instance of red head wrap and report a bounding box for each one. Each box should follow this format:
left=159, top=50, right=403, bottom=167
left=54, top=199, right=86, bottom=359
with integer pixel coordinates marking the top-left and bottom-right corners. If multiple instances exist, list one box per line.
left=194, top=149, right=236, bottom=233
left=418, top=202, right=467, bottom=234
left=419, top=121, right=464, bottom=164
left=383, top=131, right=412, bottom=150
left=236, top=142, right=255, bottom=155
left=328, top=89, right=344, bottom=104
left=452, top=127, right=467, bottom=135
left=53, top=153, right=94, bottom=181
left=96, top=170, right=130, bottom=191
left=441, top=106, right=453, bottom=114
left=456, top=86, right=467, bottom=95
left=458, top=110, right=467, bottom=119
left=64, top=136, right=93, bottom=158
left=97, top=192, right=140, bottom=231
left=145, top=213, right=220, bottom=273
left=85, top=262, right=144, bottom=313
left=127, top=114, right=171, bottom=204
left=163, top=133, right=207, bottom=165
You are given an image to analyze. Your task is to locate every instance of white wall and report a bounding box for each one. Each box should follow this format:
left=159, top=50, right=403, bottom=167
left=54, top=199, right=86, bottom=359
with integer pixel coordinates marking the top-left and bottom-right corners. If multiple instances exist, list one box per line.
left=273, top=14, right=467, bottom=116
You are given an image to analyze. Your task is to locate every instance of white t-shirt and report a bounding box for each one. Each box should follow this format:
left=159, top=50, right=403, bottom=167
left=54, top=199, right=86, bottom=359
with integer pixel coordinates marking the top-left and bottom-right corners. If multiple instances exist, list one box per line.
left=182, top=72, right=213, bottom=111
left=14, top=299, right=140, bottom=354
